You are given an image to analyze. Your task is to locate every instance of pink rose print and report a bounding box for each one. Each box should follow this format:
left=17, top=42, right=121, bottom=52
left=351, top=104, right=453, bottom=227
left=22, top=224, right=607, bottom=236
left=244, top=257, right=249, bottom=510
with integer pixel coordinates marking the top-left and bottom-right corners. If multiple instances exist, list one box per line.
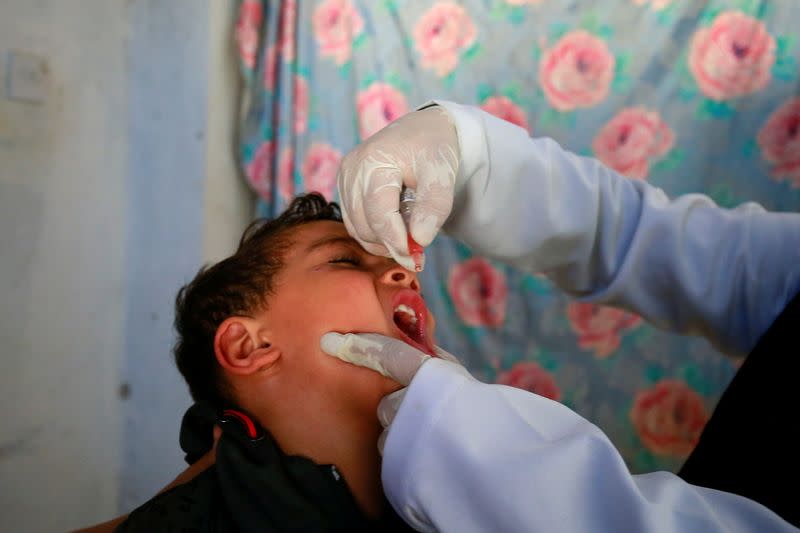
left=246, top=141, right=274, bottom=201
left=688, top=11, right=775, bottom=101
left=538, top=30, right=615, bottom=112
left=448, top=258, right=508, bottom=327
left=631, top=0, right=672, bottom=10
left=630, top=379, right=709, bottom=457
left=481, top=96, right=530, bottom=132
left=356, top=82, right=409, bottom=140
left=302, top=143, right=342, bottom=200
left=413, top=2, right=477, bottom=77
left=279, top=0, right=297, bottom=62
left=592, top=108, right=675, bottom=179
left=235, top=0, right=263, bottom=70
left=263, top=45, right=278, bottom=91
left=567, top=302, right=642, bottom=358
left=313, top=0, right=364, bottom=66
left=293, top=75, right=309, bottom=134
left=757, top=97, right=800, bottom=188
left=497, top=362, right=561, bottom=401
left=277, top=147, right=295, bottom=204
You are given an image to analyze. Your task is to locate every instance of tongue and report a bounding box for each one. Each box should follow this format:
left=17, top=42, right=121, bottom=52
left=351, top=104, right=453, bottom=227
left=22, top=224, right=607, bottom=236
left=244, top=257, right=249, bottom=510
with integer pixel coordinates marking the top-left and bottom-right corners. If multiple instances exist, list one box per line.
left=394, top=312, right=419, bottom=341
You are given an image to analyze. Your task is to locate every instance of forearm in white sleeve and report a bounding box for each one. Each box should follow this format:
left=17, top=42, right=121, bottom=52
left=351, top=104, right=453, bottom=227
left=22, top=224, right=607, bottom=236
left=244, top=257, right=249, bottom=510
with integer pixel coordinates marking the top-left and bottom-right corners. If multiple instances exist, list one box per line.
left=382, top=359, right=798, bottom=533
left=429, top=100, right=800, bottom=356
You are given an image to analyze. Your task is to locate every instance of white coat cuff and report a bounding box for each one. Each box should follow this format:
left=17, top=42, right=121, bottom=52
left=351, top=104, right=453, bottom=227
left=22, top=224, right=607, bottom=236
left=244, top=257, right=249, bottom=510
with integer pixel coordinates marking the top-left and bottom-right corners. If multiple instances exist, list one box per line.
left=381, top=358, right=474, bottom=528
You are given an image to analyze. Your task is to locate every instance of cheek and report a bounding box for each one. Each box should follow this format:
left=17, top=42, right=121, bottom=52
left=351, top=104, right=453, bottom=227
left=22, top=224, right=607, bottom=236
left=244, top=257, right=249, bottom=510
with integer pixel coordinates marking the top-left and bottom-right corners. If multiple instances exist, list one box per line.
left=311, top=279, right=388, bottom=333
left=275, top=278, right=390, bottom=352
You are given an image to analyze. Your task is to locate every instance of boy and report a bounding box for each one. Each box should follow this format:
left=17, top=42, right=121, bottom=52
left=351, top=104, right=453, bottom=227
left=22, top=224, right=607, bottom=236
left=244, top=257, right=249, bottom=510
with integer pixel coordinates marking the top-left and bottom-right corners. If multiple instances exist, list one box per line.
left=115, top=192, right=427, bottom=531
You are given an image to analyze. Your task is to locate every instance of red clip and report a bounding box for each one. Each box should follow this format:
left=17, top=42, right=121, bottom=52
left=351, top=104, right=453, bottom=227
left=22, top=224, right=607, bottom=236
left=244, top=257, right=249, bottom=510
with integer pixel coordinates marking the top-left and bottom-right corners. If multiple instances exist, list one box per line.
left=220, top=409, right=261, bottom=440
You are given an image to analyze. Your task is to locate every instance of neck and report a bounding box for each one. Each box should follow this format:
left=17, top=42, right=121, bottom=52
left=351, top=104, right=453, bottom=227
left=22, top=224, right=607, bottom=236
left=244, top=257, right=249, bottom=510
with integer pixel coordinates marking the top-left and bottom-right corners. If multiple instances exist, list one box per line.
left=254, top=402, right=386, bottom=520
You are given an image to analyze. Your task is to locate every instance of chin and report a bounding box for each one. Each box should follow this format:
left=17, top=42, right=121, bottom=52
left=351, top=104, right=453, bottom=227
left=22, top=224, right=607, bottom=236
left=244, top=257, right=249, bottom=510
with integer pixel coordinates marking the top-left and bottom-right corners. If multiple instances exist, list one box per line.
left=357, top=368, right=404, bottom=406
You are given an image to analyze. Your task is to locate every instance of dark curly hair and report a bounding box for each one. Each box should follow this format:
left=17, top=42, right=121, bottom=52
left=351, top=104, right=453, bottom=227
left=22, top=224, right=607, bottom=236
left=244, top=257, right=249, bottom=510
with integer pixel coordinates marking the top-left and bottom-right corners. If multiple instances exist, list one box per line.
left=173, top=192, right=342, bottom=408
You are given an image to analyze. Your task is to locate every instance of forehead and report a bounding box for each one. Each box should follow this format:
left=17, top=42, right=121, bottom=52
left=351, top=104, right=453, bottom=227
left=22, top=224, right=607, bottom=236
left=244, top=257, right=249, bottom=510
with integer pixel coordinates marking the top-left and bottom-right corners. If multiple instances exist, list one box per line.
left=287, top=220, right=349, bottom=246
left=281, top=220, right=354, bottom=260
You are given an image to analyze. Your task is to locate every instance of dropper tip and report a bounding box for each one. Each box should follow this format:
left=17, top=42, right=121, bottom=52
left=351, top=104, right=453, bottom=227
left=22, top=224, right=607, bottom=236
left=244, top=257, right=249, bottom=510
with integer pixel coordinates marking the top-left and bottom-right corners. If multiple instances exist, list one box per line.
left=407, top=234, right=424, bottom=272
left=411, top=252, right=423, bottom=272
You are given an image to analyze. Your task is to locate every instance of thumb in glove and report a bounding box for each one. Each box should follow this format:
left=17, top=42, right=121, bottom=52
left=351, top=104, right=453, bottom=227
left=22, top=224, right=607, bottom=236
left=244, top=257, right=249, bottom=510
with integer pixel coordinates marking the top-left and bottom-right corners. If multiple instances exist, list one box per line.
left=320, top=332, right=463, bottom=455
left=320, top=332, right=461, bottom=385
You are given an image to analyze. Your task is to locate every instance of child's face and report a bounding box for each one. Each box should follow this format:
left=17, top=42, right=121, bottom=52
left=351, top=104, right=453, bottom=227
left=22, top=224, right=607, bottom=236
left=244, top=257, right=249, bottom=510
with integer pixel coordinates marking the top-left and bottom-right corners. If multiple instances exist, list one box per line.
left=252, top=220, right=437, bottom=412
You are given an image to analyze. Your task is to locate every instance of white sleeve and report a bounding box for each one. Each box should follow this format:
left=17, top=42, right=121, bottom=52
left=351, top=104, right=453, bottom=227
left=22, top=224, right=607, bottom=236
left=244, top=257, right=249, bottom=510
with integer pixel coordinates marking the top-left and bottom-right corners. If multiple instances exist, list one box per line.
left=426, top=100, right=800, bottom=356
left=382, top=359, right=798, bottom=533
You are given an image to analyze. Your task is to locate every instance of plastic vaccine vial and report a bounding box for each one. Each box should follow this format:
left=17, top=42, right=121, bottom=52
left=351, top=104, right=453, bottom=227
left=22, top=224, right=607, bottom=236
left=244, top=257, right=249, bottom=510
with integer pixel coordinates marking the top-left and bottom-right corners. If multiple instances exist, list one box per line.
left=400, top=186, right=424, bottom=271
left=400, top=186, right=415, bottom=224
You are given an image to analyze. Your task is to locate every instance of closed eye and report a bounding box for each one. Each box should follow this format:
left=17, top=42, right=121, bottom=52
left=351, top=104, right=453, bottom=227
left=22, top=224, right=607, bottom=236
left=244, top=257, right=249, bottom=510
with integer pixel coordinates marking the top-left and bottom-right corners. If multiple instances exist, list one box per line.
left=328, top=255, right=361, bottom=266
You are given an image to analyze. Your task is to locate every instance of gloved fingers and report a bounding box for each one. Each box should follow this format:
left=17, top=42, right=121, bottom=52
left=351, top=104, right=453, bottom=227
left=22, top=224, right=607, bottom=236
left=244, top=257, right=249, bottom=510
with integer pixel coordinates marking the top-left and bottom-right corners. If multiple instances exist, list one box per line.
left=384, top=238, right=417, bottom=273
left=337, top=165, right=391, bottom=258
left=377, top=428, right=389, bottom=456
left=341, top=210, right=391, bottom=258
left=377, top=388, right=407, bottom=428
left=336, top=104, right=460, bottom=266
left=338, top=149, right=406, bottom=256
left=433, top=345, right=462, bottom=365
left=320, top=332, right=392, bottom=378
left=362, top=166, right=413, bottom=264
left=409, top=146, right=459, bottom=247
left=320, top=332, right=430, bottom=386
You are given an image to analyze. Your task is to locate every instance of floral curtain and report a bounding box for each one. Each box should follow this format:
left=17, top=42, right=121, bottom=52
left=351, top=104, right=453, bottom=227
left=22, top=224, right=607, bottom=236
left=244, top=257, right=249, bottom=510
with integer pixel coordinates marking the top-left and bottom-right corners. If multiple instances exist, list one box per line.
left=235, top=0, right=800, bottom=473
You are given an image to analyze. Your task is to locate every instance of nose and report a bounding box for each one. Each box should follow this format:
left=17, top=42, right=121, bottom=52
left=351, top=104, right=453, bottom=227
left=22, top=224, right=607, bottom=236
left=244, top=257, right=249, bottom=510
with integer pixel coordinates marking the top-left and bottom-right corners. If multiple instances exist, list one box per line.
left=380, top=263, right=420, bottom=292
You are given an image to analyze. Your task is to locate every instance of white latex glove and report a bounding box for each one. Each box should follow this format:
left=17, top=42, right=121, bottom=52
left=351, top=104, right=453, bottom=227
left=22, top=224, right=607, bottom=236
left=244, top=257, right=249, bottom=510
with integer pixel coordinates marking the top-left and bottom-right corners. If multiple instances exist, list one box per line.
left=336, top=105, right=460, bottom=271
left=320, top=332, right=462, bottom=454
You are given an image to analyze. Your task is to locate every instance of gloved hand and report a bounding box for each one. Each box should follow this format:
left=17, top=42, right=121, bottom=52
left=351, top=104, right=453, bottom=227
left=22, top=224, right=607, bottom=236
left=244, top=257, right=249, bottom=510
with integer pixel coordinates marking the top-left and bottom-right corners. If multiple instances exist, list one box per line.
left=336, top=105, right=461, bottom=271
left=320, top=332, right=462, bottom=454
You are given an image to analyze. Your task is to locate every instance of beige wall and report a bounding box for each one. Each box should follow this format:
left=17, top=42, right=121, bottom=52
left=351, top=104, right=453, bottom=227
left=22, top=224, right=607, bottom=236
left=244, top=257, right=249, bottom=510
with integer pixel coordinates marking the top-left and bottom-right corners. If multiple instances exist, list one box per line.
left=204, top=0, right=254, bottom=263
left=0, top=1, right=251, bottom=530
left=0, top=2, right=128, bottom=530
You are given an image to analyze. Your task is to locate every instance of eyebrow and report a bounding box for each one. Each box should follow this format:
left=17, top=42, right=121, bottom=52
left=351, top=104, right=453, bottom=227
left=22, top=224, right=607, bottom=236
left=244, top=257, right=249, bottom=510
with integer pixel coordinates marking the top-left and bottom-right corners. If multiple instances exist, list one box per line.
left=304, top=235, right=361, bottom=254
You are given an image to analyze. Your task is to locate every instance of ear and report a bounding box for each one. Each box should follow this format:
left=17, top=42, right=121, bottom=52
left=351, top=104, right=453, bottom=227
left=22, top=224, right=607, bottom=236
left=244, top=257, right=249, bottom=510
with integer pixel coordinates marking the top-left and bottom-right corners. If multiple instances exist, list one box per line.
left=214, top=317, right=280, bottom=376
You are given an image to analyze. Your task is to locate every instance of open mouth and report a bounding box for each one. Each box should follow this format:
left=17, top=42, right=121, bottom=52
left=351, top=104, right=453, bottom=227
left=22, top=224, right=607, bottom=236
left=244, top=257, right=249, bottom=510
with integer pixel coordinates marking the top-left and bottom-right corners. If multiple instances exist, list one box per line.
left=391, top=289, right=435, bottom=356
